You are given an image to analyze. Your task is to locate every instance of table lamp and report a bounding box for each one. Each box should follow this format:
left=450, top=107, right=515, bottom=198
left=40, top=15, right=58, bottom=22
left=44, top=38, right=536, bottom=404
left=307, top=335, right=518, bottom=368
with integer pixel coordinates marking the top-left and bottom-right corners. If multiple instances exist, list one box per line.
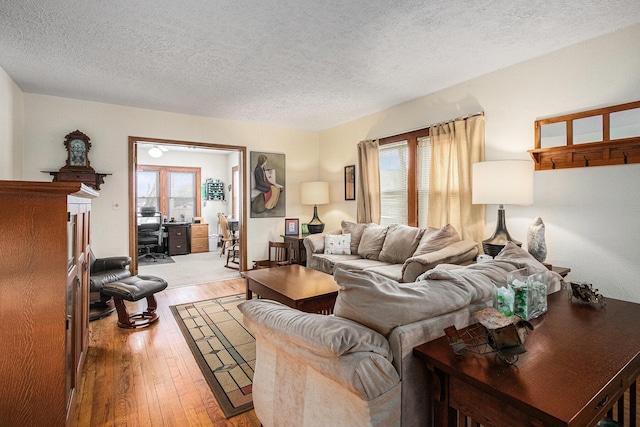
left=301, top=181, right=329, bottom=234
left=472, top=160, right=534, bottom=257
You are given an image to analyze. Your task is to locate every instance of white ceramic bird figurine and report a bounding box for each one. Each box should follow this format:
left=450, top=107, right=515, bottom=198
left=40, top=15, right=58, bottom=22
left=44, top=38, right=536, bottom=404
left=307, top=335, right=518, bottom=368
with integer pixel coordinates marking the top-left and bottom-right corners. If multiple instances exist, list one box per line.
left=527, top=217, right=547, bottom=263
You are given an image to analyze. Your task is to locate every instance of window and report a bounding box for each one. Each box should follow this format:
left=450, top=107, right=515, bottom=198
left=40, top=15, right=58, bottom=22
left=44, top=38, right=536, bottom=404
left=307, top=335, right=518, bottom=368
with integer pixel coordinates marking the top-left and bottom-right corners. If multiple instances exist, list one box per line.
left=379, top=128, right=430, bottom=227
left=137, top=165, right=201, bottom=221
left=137, top=170, right=159, bottom=212
left=379, top=141, right=408, bottom=226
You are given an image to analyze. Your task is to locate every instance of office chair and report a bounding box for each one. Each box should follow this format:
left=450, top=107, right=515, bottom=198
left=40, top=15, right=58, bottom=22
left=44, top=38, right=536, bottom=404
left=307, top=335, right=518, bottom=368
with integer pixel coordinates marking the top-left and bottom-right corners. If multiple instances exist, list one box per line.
left=138, top=207, right=163, bottom=261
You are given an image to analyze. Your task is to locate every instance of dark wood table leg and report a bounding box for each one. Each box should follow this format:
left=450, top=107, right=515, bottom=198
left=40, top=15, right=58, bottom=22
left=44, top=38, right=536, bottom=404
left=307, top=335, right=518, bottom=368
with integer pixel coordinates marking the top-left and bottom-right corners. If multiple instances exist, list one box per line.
left=245, top=278, right=253, bottom=300
left=427, top=364, right=455, bottom=427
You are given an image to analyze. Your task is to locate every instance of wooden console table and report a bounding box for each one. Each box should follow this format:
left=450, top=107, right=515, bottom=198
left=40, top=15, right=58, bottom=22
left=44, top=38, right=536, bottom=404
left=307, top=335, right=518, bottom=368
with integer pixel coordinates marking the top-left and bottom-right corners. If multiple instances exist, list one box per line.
left=414, top=291, right=640, bottom=427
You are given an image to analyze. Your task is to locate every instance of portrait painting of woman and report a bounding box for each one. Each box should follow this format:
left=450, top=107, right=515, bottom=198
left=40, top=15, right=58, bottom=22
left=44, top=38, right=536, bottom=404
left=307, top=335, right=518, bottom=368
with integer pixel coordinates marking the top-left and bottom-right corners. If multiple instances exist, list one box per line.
left=250, top=151, right=286, bottom=217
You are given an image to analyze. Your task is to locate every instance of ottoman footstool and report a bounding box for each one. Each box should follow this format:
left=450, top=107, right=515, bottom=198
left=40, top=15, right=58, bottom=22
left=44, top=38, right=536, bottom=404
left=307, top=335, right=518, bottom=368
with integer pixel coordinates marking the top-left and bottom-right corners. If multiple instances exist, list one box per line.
left=101, top=275, right=168, bottom=329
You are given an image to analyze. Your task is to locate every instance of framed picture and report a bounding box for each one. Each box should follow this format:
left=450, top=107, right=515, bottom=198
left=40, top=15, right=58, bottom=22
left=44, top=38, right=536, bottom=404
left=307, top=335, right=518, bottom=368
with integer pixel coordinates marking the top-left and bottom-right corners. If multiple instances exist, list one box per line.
left=344, top=164, right=356, bottom=200
left=285, top=218, right=299, bottom=236
left=250, top=151, right=286, bottom=218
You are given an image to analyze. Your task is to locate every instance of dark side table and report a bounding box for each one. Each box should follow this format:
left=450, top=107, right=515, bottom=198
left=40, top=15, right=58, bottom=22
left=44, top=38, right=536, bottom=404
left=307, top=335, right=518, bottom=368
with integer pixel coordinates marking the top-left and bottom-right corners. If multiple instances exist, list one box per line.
left=413, top=291, right=640, bottom=427
left=281, top=234, right=309, bottom=265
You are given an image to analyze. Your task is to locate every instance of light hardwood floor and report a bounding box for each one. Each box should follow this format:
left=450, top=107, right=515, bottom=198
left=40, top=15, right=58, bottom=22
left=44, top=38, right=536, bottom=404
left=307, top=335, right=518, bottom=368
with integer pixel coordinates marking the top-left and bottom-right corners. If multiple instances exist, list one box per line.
left=72, top=278, right=260, bottom=427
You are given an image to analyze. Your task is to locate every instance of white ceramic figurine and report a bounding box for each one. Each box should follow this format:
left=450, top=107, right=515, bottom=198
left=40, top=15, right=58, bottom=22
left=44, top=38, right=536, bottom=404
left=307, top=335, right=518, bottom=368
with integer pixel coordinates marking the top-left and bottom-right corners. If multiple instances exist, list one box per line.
left=527, top=216, right=547, bottom=263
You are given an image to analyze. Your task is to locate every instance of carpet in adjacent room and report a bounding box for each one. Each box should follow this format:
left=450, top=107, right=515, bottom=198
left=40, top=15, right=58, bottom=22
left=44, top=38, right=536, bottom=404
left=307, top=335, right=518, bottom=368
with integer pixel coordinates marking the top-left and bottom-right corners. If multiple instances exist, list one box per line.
left=170, top=293, right=254, bottom=418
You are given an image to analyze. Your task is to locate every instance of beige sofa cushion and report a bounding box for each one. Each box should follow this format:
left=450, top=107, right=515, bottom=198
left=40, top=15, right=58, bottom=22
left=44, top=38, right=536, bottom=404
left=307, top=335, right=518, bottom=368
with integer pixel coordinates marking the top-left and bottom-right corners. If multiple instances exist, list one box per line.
left=357, top=224, right=388, bottom=260
left=308, top=253, right=361, bottom=275
left=378, top=224, right=424, bottom=264
left=412, top=224, right=460, bottom=256
left=239, top=299, right=392, bottom=359
left=333, top=267, right=495, bottom=336
left=341, top=221, right=372, bottom=254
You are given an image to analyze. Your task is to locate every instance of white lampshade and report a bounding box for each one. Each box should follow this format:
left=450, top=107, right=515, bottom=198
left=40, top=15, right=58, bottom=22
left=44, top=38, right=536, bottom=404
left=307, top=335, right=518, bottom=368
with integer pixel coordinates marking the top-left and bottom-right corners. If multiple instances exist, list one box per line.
left=301, top=181, right=329, bottom=205
left=472, top=160, right=534, bottom=206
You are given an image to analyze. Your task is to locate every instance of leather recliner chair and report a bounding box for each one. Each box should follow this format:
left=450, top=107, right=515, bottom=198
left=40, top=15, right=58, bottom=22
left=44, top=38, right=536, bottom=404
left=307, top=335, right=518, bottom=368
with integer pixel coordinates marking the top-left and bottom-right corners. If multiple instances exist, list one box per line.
left=89, top=251, right=132, bottom=319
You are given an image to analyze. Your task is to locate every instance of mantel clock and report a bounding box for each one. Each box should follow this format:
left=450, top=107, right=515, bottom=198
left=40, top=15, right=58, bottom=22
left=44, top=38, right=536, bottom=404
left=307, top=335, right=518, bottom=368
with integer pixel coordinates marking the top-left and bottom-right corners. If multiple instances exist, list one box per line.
left=45, top=130, right=111, bottom=190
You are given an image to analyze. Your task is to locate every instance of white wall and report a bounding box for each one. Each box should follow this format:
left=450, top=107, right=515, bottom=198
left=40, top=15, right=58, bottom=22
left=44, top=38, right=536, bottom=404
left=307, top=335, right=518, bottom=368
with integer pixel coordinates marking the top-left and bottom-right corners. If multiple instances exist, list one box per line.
left=319, top=23, right=640, bottom=302
left=0, top=65, right=24, bottom=180
left=21, top=94, right=320, bottom=263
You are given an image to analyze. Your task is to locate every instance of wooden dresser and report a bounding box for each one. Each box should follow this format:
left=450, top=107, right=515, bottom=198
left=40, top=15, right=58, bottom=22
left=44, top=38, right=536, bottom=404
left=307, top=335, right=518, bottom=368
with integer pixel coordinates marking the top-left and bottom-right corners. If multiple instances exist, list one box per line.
left=0, top=181, right=97, bottom=427
left=190, top=223, right=209, bottom=253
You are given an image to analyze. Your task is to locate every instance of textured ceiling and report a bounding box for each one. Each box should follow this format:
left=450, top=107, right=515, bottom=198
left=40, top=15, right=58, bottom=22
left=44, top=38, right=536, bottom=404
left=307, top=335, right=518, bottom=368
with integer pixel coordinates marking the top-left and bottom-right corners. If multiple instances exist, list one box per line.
left=1, top=1, right=640, bottom=131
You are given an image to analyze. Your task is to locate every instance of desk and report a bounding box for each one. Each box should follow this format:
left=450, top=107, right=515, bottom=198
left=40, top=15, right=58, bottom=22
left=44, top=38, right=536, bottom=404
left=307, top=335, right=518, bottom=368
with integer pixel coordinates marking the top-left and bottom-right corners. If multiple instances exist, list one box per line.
left=163, top=222, right=191, bottom=255
left=414, top=291, right=640, bottom=426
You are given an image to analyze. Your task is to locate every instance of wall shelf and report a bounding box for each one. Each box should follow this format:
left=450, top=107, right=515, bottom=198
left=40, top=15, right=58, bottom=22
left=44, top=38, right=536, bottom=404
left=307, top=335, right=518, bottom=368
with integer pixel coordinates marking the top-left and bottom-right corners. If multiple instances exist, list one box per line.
left=529, top=100, right=640, bottom=171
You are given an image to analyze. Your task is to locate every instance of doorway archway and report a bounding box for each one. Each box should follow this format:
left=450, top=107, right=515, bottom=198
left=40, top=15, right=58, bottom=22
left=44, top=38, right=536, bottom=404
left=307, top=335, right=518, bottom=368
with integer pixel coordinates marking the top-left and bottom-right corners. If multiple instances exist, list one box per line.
left=128, top=136, right=247, bottom=274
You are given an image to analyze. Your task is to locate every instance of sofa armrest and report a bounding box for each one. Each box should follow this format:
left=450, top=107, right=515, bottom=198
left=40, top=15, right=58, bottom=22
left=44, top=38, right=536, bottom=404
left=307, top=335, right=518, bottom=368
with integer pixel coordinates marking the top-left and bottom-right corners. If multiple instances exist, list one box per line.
left=401, top=240, right=478, bottom=282
left=303, top=228, right=341, bottom=265
left=239, top=299, right=399, bottom=400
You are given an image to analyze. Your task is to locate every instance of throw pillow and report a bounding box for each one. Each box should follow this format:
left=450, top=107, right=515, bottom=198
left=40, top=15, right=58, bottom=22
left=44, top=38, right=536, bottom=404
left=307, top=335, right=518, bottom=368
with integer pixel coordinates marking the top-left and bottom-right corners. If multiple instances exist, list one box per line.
left=324, top=233, right=351, bottom=255
left=412, top=224, right=460, bottom=256
left=378, top=224, right=425, bottom=264
left=356, top=224, right=388, bottom=260
left=341, top=221, right=371, bottom=254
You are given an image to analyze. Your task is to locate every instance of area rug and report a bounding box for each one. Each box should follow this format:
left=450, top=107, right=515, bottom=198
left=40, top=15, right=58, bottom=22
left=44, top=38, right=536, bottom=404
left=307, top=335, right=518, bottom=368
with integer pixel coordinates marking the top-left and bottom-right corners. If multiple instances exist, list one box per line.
left=138, top=254, right=175, bottom=265
left=170, top=293, right=254, bottom=418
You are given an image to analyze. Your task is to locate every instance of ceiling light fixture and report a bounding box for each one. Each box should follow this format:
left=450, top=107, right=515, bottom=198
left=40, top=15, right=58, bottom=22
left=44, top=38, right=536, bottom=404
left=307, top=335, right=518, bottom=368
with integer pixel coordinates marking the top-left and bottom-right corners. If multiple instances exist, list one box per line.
left=148, top=145, right=163, bottom=158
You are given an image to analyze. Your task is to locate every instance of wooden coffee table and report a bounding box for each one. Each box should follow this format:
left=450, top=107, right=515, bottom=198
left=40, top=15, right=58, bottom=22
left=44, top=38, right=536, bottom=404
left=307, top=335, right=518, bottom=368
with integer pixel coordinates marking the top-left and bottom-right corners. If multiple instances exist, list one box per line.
left=414, top=291, right=640, bottom=427
left=241, top=265, right=340, bottom=314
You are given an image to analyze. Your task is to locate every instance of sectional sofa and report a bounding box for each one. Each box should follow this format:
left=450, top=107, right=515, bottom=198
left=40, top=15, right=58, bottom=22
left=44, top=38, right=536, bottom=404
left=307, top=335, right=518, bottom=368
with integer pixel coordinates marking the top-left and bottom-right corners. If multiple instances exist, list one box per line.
left=303, top=221, right=479, bottom=282
left=240, top=243, right=564, bottom=427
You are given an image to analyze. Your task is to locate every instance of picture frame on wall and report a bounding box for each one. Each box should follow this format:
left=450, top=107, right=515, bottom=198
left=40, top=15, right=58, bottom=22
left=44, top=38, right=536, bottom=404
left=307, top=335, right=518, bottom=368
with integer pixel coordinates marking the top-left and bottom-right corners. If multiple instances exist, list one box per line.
left=250, top=151, right=286, bottom=218
left=344, top=164, right=356, bottom=201
left=285, top=218, right=299, bottom=236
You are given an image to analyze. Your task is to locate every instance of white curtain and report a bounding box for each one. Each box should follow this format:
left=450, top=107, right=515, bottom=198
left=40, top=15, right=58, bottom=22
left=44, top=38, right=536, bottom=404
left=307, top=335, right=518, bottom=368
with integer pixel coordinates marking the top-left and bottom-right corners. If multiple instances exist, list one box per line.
left=356, top=139, right=381, bottom=224
left=427, top=115, right=485, bottom=243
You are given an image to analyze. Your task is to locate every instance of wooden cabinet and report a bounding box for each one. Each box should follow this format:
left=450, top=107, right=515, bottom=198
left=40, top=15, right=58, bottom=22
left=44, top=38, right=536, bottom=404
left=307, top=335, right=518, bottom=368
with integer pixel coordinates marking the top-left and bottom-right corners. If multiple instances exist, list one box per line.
left=190, top=223, right=209, bottom=253
left=166, top=223, right=190, bottom=255
left=0, top=181, right=97, bottom=427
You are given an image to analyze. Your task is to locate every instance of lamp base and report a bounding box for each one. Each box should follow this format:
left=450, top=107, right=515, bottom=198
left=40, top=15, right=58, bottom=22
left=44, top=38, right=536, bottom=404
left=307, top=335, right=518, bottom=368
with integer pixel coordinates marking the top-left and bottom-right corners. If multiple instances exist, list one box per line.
left=307, top=223, right=325, bottom=234
left=482, top=205, right=521, bottom=257
left=482, top=241, right=522, bottom=258
left=307, top=205, right=325, bottom=234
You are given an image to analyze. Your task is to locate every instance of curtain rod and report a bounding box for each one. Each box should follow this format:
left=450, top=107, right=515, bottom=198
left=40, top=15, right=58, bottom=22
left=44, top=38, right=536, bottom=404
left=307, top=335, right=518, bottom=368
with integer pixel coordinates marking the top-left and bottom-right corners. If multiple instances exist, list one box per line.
left=431, top=111, right=484, bottom=128
left=376, top=111, right=484, bottom=141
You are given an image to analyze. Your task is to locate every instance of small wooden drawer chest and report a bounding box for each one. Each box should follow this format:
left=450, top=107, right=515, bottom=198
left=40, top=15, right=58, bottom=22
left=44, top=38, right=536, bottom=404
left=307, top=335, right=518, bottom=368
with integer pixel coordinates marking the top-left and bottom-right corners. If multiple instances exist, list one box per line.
left=191, top=223, right=209, bottom=253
